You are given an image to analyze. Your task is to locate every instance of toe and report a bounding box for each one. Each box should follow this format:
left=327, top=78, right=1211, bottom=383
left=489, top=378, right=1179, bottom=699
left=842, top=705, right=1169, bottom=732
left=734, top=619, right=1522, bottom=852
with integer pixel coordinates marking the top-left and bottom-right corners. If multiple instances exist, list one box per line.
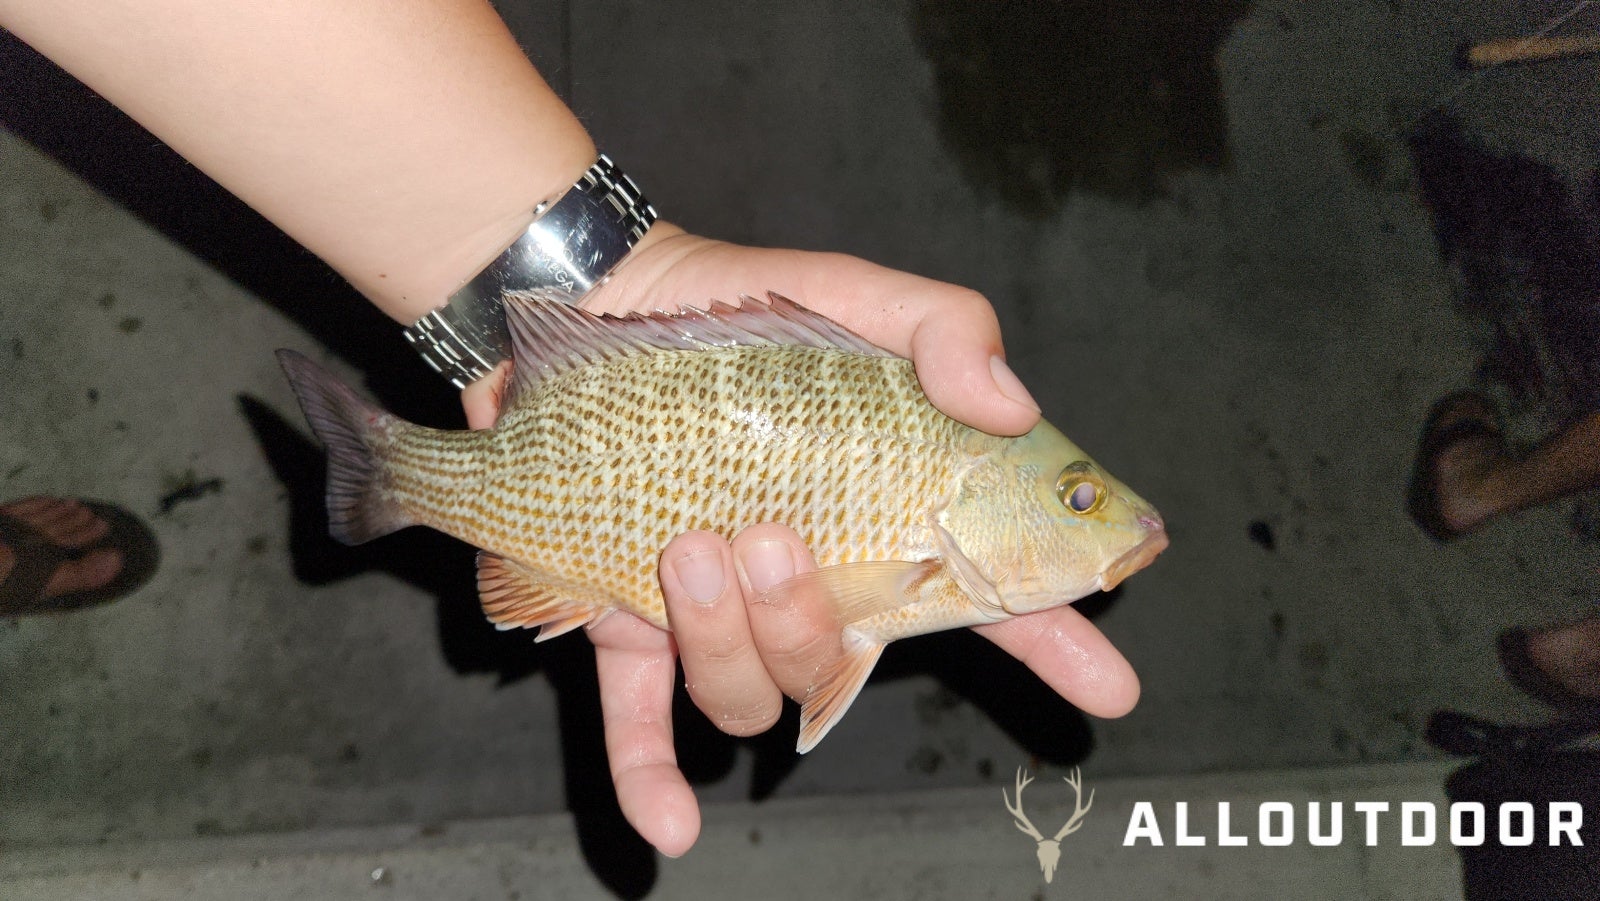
left=43, top=549, right=123, bottom=598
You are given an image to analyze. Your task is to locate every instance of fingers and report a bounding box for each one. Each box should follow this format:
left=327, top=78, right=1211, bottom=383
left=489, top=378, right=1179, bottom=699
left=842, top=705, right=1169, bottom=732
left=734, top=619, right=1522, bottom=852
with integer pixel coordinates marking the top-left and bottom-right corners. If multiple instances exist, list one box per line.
left=658, top=531, right=783, bottom=736
left=574, top=230, right=1044, bottom=439
left=798, top=257, right=1042, bottom=439
left=972, top=606, right=1141, bottom=718
left=593, top=521, right=837, bottom=859
left=602, top=527, right=1137, bottom=861
left=588, top=610, right=700, bottom=858
left=660, top=523, right=836, bottom=726
left=730, top=524, right=840, bottom=701
left=458, top=360, right=509, bottom=430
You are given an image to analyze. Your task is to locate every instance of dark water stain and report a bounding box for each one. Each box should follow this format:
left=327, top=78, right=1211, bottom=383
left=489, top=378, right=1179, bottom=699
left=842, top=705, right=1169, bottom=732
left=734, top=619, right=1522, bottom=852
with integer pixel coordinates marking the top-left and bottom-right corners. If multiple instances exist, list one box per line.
left=1297, top=641, right=1329, bottom=691
left=910, top=0, right=1244, bottom=213
left=1339, top=127, right=1392, bottom=191
left=157, top=471, right=224, bottom=514
left=1409, top=112, right=1600, bottom=420
left=913, top=685, right=963, bottom=726
left=907, top=746, right=945, bottom=774
left=1339, top=125, right=1413, bottom=194
left=1246, top=519, right=1275, bottom=551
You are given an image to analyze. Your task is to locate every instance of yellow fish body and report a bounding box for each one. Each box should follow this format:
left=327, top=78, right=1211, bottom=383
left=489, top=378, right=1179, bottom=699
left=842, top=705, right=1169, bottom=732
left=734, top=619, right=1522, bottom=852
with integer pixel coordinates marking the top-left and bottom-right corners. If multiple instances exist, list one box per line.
left=279, top=294, right=1166, bottom=751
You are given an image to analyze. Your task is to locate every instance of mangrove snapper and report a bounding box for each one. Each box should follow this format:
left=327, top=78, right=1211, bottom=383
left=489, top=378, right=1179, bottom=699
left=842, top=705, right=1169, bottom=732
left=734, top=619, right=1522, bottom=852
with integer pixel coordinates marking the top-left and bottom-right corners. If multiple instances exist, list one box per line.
left=278, top=294, right=1166, bottom=751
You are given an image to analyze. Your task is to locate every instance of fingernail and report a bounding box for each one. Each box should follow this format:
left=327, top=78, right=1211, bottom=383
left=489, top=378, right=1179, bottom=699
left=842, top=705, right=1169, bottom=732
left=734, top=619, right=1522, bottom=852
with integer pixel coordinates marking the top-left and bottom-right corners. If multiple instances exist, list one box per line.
left=672, top=550, right=725, bottom=604
left=738, top=539, right=795, bottom=592
left=989, top=356, right=1041, bottom=414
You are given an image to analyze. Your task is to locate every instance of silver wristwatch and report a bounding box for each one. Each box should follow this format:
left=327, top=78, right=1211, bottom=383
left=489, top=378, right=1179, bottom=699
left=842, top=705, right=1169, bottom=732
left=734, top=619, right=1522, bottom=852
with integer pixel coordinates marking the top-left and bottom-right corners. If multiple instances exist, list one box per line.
left=402, top=153, right=657, bottom=388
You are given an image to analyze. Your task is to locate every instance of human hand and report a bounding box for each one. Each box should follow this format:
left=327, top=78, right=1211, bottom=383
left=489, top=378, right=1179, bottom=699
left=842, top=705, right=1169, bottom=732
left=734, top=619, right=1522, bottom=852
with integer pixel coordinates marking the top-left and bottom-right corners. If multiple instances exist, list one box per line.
left=458, top=223, right=1042, bottom=434
left=459, top=224, right=1140, bottom=858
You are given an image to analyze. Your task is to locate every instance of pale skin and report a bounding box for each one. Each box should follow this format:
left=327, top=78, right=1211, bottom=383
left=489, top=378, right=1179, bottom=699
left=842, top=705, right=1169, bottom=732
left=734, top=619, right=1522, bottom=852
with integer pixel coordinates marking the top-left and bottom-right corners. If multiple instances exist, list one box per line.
left=2, top=0, right=1140, bottom=857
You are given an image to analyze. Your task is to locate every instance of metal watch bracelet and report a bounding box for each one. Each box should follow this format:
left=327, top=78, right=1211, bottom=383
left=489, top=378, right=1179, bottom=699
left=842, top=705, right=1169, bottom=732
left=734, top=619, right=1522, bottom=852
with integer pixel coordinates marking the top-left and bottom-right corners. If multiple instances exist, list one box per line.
left=402, top=153, right=657, bottom=389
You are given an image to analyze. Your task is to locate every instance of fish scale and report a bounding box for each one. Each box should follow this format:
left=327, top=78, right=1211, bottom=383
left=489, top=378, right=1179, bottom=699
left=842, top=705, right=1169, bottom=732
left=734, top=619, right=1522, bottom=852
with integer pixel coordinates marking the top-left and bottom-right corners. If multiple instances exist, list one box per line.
left=393, top=346, right=974, bottom=628
left=278, top=293, right=1166, bottom=752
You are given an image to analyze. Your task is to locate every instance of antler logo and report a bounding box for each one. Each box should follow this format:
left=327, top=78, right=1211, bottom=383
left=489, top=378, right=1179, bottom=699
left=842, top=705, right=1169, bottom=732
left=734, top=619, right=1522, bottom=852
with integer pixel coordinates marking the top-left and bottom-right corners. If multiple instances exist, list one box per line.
left=1002, top=766, right=1094, bottom=883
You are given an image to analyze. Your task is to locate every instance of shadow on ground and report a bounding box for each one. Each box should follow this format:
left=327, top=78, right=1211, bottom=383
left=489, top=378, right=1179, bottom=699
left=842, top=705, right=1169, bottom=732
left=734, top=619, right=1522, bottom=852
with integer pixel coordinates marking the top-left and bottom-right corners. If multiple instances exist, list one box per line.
left=6, top=27, right=1104, bottom=896
left=1410, top=111, right=1600, bottom=425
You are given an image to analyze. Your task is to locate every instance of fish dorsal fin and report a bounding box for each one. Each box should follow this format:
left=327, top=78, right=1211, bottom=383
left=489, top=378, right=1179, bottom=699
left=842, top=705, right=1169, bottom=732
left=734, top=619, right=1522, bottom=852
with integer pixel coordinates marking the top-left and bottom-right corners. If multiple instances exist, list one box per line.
left=501, top=292, right=893, bottom=409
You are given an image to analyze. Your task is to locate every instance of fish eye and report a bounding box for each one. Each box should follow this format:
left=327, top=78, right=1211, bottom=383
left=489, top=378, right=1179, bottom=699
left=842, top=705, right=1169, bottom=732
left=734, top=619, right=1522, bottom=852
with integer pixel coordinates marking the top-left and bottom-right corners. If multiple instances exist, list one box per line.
left=1055, top=464, right=1106, bottom=515
left=1066, top=481, right=1099, bottom=513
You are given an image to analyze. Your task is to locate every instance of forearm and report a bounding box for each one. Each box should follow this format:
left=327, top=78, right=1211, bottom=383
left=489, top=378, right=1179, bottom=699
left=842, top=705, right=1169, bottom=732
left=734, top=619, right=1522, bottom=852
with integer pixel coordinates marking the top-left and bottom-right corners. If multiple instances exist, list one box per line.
left=0, top=0, right=596, bottom=322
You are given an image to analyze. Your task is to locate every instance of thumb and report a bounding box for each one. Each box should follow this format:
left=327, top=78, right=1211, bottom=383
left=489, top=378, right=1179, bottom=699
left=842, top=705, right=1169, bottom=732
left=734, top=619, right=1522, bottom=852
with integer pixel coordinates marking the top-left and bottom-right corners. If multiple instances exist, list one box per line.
left=906, top=295, right=1041, bottom=438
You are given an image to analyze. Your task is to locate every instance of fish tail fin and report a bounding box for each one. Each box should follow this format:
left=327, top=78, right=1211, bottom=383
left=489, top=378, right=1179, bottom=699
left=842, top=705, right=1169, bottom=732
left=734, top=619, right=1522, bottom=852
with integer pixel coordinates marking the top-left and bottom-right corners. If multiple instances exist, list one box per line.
left=276, top=349, right=420, bottom=545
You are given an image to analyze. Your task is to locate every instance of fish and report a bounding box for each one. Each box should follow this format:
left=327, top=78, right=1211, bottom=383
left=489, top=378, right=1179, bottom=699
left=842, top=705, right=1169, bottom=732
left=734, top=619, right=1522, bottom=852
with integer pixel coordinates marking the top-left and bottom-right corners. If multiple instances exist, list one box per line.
left=277, top=293, right=1167, bottom=752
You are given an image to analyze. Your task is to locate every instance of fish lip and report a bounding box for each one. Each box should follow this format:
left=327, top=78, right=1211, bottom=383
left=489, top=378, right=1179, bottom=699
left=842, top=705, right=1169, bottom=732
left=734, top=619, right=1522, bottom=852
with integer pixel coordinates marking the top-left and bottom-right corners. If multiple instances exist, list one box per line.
left=1099, top=529, right=1169, bottom=591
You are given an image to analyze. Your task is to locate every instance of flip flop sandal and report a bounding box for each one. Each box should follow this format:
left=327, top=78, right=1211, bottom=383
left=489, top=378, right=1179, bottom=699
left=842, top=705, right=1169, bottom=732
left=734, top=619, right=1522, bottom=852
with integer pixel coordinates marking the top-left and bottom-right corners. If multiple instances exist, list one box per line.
left=1405, top=390, right=1505, bottom=541
left=1498, top=627, right=1600, bottom=720
left=1426, top=708, right=1600, bottom=757
left=0, top=500, right=160, bottom=616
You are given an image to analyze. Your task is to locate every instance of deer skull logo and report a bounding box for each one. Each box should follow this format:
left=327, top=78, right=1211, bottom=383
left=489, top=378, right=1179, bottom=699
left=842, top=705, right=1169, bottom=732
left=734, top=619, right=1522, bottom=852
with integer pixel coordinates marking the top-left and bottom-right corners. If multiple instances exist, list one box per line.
left=1002, top=766, right=1094, bottom=883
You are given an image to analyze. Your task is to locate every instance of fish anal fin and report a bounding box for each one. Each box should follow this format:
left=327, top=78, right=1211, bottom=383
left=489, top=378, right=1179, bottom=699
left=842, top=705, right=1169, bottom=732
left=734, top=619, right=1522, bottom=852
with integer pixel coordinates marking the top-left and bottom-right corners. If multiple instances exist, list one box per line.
left=758, top=560, right=939, bottom=627
left=761, top=560, right=939, bottom=754
left=477, top=552, right=608, bottom=641
left=797, top=631, right=886, bottom=754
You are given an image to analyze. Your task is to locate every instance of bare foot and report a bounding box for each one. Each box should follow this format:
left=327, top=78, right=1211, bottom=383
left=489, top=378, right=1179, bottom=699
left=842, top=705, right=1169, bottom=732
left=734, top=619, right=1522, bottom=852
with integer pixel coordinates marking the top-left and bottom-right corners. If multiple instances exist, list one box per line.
left=1523, top=617, right=1600, bottom=702
left=1411, top=392, right=1511, bottom=538
left=0, top=496, right=125, bottom=599
left=1429, top=436, right=1504, bottom=535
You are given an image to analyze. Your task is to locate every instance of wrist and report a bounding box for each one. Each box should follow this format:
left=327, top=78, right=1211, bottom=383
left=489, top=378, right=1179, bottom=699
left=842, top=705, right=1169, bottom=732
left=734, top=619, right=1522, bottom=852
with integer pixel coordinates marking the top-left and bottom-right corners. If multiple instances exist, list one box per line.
left=351, top=141, right=598, bottom=323
left=402, top=152, right=660, bottom=388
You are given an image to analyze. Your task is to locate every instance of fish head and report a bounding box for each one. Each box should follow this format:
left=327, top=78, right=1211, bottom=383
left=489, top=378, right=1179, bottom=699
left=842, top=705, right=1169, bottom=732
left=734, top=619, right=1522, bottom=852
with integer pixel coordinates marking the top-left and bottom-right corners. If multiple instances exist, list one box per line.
left=937, top=420, right=1167, bottom=617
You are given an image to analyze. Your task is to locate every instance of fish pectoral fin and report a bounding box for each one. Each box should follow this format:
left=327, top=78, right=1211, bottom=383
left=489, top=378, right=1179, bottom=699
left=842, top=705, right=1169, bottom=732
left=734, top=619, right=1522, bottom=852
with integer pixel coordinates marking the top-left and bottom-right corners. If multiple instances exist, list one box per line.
left=764, top=561, right=938, bottom=754
left=797, top=630, right=886, bottom=754
left=476, top=552, right=607, bottom=642
left=760, top=560, right=940, bottom=625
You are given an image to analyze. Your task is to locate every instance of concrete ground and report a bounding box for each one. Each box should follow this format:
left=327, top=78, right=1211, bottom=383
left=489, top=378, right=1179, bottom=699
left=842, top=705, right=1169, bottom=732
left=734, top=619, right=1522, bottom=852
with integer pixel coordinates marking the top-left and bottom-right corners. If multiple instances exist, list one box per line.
left=2, top=1, right=1596, bottom=897
left=0, top=762, right=1466, bottom=901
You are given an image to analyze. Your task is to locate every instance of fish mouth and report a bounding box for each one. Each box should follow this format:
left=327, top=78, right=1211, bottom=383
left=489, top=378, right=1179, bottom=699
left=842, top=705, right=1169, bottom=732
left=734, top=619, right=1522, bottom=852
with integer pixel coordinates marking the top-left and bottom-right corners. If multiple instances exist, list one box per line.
left=1099, top=529, right=1169, bottom=591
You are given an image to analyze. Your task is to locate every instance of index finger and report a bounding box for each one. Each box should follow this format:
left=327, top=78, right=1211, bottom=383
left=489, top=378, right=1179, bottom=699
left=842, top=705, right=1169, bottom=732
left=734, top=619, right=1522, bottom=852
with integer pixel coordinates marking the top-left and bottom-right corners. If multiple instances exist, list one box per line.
left=971, top=606, right=1141, bottom=718
left=587, top=611, right=701, bottom=858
